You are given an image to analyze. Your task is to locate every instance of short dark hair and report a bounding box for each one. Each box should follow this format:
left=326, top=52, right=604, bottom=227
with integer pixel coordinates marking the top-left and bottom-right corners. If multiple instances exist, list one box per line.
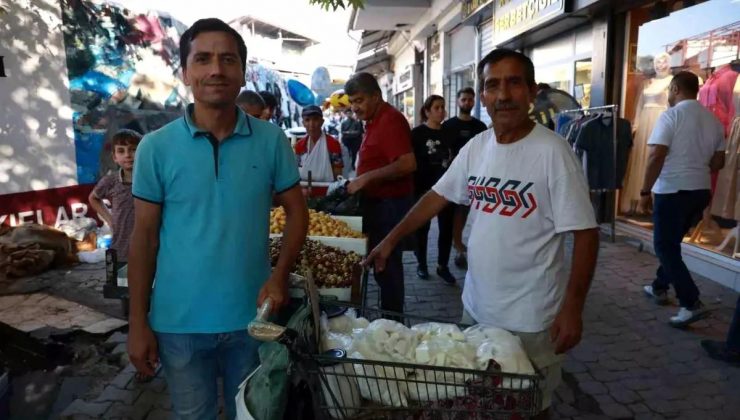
left=537, top=83, right=551, bottom=90
left=344, top=72, right=382, bottom=96
left=477, top=48, right=536, bottom=89
left=236, top=90, right=265, bottom=109
left=179, top=18, right=247, bottom=71
left=258, top=91, right=278, bottom=111
left=671, top=71, right=699, bottom=97
left=457, top=87, right=475, bottom=98
left=420, top=94, right=445, bottom=122
left=111, top=129, right=142, bottom=147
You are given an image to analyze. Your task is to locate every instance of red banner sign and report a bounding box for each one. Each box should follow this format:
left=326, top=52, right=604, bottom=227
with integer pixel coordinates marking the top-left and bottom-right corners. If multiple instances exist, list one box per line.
left=0, top=185, right=101, bottom=227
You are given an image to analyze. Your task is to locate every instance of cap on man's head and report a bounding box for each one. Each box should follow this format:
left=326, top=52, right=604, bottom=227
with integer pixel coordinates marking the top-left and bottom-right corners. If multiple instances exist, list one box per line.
left=301, top=105, right=323, bottom=118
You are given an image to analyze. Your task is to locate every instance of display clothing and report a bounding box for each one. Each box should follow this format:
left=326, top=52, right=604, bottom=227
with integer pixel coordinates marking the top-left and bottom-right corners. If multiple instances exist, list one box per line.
left=574, top=114, right=633, bottom=190
left=711, top=117, right=740, bottom=219
left=699, top=65, right=739, bottom=136
left=432, top=125, right=598, bottom=332
left=620, top=75, right=671, bottom=212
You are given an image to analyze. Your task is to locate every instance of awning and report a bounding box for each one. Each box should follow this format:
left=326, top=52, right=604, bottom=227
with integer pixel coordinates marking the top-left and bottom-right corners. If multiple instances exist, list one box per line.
left=354, top=30, right=393, bottom=74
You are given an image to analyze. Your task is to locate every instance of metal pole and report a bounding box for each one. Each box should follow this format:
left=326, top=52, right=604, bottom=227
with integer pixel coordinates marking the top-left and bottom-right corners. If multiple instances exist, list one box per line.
left=612, top=105, right=619, bottom=242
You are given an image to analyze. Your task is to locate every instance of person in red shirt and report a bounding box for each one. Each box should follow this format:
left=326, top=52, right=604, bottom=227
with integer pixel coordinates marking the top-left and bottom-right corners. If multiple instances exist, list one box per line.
left=294, top=105, right=344, bottom=182
left=345, top=72, right=416, bottom=313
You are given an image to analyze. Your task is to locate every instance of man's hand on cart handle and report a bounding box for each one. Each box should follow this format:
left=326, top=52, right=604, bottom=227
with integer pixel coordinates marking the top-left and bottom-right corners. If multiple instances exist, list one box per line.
left=549, top=305, right=583, bottom=354
left=127, top=322, right=159, bottom=376
left=257, top=273, right=288, bottom=314
left=363, top=238, right=395, bottom=273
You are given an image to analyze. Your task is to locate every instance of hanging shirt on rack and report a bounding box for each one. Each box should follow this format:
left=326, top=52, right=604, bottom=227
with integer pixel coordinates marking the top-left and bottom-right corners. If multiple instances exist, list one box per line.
left=574, top=114, right=633, bottom=190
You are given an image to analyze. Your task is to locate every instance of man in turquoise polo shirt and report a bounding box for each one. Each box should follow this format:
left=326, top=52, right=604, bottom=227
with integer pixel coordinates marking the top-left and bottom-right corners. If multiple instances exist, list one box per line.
left=126, top=18, right=308, bottom=420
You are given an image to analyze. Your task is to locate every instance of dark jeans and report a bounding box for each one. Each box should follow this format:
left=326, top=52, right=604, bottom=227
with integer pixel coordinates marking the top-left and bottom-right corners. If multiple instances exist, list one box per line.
left=415, top=200, right=454, bottom=268
left=363, top=196, right=413, bottom=313
left=652, top=189, right=711, bottom=308
left=343, top=137, right=362, bottom=168
left=728, top=295, right=740, bottom=351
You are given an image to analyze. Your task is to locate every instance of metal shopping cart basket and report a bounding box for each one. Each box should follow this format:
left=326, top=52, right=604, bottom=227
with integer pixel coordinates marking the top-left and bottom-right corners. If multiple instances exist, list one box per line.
left=246, top=275, right=543, bottom=420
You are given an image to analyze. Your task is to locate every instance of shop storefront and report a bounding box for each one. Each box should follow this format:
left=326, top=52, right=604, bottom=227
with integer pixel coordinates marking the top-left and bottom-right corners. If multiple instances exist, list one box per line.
left=612, top=0, right=740, bottom=286
left=445, top=25, right=477, bottom=118
left=392, top=44, right=423, bottom=126
left=489, top=0, right=740, bottom=288
left=427, top=33, right=444, bottom=97
left=492, top=0, right=597, bottom=107
left=527, top=26, right=594, bottom=107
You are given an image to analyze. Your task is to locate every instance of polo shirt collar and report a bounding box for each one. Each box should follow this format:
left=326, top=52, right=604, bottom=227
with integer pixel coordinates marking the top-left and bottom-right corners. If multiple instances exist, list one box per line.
left=182, top=103, right=253, bottom=139
left=366, top=102, right=390, bottom=128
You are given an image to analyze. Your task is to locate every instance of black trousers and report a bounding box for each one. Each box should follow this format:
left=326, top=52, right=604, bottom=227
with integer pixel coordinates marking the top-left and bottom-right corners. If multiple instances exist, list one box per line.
left=363, top=196, right=413, bottom=313
left=415, top=199, right=454, bottom=269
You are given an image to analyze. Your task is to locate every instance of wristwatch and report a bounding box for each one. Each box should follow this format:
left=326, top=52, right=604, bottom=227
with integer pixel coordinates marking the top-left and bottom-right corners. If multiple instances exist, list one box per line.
left=640, top=190, right=651, bottom=197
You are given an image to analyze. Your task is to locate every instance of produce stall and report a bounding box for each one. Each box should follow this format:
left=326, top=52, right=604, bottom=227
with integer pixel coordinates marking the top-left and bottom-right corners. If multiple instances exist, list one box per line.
left=104, top=208, right=368, bottom=317
left=269, top=207, right=368, bottom=303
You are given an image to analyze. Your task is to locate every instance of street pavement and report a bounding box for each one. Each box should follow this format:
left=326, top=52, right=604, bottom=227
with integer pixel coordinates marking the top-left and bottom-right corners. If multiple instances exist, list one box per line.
left=44, top=221, right=740, bottom=419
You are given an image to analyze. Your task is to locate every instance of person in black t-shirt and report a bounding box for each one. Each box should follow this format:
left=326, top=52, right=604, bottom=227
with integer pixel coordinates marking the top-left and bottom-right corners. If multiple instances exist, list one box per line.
left=442, top=87, right=488, bottom=269
left=412, top=94, right=456, bottom=284
left=443, top=87, right=488, bottom=159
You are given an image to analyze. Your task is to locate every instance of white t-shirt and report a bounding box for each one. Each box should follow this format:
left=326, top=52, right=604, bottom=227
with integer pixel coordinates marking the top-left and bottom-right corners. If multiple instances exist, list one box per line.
left=433, top=124, right=598, bottom=333
left=648, top=100, right=725, bottom=194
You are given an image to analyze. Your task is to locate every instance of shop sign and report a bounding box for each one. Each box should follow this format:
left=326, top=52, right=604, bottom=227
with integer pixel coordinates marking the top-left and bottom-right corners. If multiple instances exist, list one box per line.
left=0, top=185, right=100, bottom=227
left=396, top=67, right=414, bottom=93
left=461, top=0, right=493, bottom=22
left=493, top=0, right=565, bottom=45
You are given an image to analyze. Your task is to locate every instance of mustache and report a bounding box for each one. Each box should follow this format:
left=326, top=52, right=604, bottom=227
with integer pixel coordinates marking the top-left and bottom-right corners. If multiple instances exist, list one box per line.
left=494, top=101, right=519, bottom=111
left=203, top=77, right=229, bottom=85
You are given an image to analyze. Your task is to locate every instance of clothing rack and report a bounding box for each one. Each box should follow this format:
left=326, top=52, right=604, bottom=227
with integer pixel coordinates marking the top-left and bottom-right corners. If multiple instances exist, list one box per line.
left=557, top=104, right=620, bottom=242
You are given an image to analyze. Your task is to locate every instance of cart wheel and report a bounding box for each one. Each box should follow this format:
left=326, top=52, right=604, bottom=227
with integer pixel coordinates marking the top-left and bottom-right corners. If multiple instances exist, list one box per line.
left=121, top=298, right=130, bottom=318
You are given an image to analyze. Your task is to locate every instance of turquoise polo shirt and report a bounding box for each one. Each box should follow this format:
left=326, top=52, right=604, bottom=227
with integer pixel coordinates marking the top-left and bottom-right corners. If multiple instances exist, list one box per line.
left=132, top=104, right=300, bottom=333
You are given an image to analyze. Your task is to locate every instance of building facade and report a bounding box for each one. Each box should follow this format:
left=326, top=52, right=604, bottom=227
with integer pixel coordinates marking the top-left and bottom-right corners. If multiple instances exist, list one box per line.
left=350, top=0, right=740, bottom=291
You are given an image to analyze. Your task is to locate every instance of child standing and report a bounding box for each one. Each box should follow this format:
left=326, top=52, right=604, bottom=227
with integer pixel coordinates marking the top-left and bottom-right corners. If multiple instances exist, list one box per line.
left=88, top=129, right=142, bottom=262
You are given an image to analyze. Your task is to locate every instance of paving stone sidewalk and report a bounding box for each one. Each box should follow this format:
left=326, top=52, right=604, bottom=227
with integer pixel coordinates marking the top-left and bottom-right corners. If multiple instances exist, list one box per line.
left=58, top=224, right=740, bottom=419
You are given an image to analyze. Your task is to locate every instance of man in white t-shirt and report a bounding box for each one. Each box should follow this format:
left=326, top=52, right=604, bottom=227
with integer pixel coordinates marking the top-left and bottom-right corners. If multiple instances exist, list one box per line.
left=640, top=71, right=725, bottom=328
left=364, top=49, right=600, bottom=417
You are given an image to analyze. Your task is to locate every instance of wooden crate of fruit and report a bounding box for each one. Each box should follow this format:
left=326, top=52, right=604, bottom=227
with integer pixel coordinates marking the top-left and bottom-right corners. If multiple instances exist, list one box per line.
left=269, top=237, right=362, bottom=303
left=270, top=207, right=367, bottom=255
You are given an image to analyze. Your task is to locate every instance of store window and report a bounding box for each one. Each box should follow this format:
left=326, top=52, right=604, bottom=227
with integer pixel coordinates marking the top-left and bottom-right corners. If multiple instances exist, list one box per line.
left=538, top=63, right=571, bottom=93
left=575, top=59, right=592, bottom=108
left=395, top=89, right=415, bottom=127
left=444, top=67, right=475, bottom=118
left=529, top=26, right=593, bottom=100
left=618, top=0, right=740, bottom=258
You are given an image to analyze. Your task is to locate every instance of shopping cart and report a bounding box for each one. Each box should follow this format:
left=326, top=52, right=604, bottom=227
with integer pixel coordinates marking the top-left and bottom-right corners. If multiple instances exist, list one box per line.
left=247, top=284, right=543, bottom=420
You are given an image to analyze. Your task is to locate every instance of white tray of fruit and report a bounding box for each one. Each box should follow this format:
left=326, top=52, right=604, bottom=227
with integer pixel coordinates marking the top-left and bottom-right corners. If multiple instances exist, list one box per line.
left=270, top=208, right=367, bottom=255
left=270, top=237, right=362, bottom=303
